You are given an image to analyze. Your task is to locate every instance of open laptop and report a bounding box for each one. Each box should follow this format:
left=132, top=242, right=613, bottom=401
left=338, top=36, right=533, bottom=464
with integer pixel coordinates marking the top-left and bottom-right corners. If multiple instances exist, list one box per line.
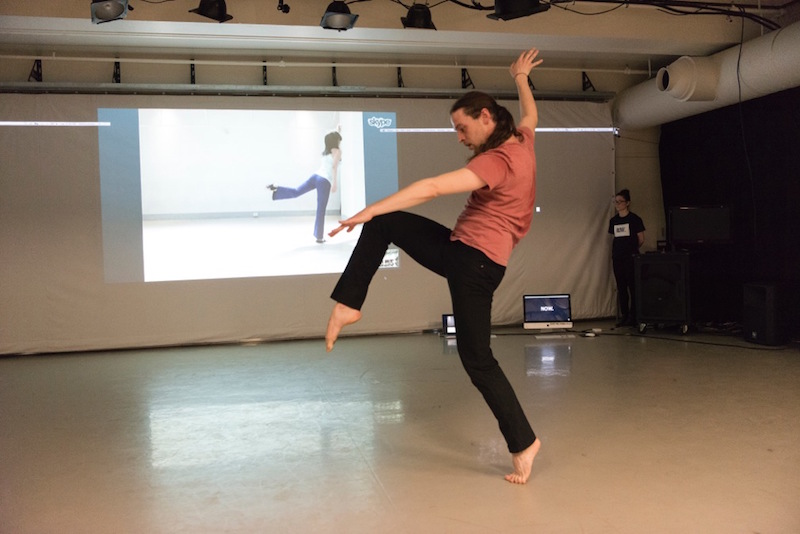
left=441, top=314, right=456, bottom=338
left=523, top=294, right=573, bottom=330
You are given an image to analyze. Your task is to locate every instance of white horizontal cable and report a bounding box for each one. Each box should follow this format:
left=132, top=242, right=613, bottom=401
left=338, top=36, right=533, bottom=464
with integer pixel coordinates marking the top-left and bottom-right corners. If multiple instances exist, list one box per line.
left=0, top=121, right=111, bottom=127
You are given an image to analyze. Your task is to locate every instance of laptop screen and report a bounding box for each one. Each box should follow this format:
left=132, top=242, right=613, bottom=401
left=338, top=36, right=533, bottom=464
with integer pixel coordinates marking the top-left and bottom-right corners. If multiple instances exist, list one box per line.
left=523, top=294, right=572, bottom=329
left=442, top=314, right=456, bottom=336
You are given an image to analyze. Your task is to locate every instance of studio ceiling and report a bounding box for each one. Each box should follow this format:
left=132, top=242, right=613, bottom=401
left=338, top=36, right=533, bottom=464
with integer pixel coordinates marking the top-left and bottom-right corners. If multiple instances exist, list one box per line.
left=1, top=0, right=797, bottom=76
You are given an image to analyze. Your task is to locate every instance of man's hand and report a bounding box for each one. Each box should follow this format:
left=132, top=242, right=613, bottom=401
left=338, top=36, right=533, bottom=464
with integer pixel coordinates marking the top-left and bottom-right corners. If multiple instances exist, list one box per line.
left=328, top=208, right=373, bottom=238
left=510, top=48, right=543, bottom=80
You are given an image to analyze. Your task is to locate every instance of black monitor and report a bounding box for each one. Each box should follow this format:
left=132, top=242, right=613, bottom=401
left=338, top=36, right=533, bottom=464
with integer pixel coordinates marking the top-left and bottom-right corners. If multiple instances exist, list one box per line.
left=668, top=205, right=732, bottom=246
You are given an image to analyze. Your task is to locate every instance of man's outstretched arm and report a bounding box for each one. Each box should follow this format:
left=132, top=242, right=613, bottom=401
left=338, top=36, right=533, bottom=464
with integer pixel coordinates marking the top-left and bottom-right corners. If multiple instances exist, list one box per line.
left=510, top=48, right=543, bottom=132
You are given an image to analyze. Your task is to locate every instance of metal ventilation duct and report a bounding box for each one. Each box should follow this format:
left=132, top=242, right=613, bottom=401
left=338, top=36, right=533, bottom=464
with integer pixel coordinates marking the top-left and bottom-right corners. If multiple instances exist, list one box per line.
left=613, top=20, right=800, bottom=129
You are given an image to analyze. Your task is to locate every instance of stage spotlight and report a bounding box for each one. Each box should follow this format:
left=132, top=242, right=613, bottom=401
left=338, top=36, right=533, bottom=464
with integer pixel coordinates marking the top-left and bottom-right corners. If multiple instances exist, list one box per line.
left=320, top=1, right=359, bottom=31
left=401, top=4, right=436, bottom=29
left=90, top=0, right=131, bottom=24
left=277, top=0, right=290, bottom=14
left=487, top=0, right=550, bottom=20
left=189, top=0, right=233, bottom=23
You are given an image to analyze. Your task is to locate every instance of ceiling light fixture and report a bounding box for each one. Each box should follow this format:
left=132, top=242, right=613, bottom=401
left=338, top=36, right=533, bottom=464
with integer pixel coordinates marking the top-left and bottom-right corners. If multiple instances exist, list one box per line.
left=189, top=0, right=233, bottom=23
left=401, top=4, right=436, bottom=30
left=90, top=0, right=132, bottom=24
left=487, top=0, right=550, bottom=20
left=320, top=1, right=359, bottom=31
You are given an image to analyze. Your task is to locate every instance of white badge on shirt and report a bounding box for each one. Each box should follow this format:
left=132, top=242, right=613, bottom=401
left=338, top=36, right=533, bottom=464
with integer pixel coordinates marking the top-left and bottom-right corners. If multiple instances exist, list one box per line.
left=614, top=223, right=631, bottom=237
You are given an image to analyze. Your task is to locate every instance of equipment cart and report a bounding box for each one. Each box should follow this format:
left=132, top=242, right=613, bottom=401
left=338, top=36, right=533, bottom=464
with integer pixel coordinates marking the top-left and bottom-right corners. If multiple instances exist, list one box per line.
left=634, top=252, right=691, bottom=335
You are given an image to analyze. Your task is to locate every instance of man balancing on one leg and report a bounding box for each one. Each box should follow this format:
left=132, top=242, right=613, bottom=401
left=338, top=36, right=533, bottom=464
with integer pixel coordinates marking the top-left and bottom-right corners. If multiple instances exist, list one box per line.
left=325, top=48, right=544, bottom=485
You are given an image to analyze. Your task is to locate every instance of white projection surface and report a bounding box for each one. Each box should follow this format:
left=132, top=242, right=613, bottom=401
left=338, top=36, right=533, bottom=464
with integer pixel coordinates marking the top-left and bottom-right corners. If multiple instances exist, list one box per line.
left=0, top=94, right=616, bottom=354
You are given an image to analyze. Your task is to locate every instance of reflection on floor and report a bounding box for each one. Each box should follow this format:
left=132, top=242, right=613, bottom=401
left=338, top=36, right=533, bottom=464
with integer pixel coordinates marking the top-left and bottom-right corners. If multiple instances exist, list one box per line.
left=1, top=321, right=799, bottom=533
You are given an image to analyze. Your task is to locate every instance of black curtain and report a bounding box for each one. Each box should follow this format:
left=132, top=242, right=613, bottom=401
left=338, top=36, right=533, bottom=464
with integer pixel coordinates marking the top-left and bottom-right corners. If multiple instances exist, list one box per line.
left=659, top=86, right=800, bottom=337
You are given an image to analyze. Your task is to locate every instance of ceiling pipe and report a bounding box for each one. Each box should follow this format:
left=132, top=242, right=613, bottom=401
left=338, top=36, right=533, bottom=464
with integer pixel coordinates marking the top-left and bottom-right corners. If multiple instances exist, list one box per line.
left=655, top=56, right=720, bottom=101
left=613, top=19, right=800, bottom=130
left=0, top=53, right=648, bottom=75
left=0, top=81, right=614, bottom=102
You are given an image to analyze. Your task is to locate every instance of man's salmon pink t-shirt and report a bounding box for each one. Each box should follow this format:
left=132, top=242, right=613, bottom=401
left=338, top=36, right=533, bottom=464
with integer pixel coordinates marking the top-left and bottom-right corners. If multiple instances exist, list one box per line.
left=450, top=126, right=536, bottom=266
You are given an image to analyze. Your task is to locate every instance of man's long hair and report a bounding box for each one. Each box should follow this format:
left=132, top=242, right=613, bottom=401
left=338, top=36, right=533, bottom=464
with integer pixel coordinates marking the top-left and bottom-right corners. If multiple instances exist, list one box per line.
left=450, top=91, right=522, bottom=159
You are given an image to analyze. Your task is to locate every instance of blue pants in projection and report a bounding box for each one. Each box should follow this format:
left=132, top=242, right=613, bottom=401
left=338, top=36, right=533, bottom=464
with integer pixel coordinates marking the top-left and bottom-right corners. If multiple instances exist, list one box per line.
left=272, top=175, right=331, bottom=241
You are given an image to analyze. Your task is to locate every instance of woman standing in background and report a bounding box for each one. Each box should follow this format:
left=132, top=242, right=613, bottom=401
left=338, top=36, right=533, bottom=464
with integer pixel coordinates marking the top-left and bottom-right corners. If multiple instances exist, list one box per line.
left=608, top=189, right=646, bottom=326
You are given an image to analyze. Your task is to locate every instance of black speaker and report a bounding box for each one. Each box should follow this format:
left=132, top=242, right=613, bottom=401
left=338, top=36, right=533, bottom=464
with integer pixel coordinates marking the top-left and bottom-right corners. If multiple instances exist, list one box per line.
left=742, top=283, right=783, bottom=346
left=635, top=253, right=690, bottom=326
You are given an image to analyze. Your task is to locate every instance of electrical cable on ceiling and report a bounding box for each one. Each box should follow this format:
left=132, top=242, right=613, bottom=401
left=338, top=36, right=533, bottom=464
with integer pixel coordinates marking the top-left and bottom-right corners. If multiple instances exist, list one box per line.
left=547, top=0, right=781, bottom=30
left=105, top=0, right=786, bottom=31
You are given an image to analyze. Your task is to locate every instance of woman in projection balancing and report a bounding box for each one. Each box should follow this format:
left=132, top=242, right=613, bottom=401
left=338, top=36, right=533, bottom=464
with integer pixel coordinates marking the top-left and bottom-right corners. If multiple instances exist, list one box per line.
left=267, top=130, right=341, bottom=243
left=325, top=48, right=543, bottom=484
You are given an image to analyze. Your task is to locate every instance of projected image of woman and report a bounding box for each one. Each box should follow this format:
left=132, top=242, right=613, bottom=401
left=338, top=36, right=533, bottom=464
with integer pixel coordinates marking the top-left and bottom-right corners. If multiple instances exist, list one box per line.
left=325, top=49, right=543, bottom=485
left=267, top=130, right=342, bottom=243
left=608, top=189, right=645, bottom=327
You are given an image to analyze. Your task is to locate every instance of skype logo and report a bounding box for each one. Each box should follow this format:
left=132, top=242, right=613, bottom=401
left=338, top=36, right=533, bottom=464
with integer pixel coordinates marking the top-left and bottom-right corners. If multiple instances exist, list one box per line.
left=367, top=117, right=393, bottom=129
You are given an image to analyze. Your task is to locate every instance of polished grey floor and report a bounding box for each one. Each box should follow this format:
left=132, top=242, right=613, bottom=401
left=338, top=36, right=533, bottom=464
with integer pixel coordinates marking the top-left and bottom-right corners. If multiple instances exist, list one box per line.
left=1, top=321, right=799, bottom=533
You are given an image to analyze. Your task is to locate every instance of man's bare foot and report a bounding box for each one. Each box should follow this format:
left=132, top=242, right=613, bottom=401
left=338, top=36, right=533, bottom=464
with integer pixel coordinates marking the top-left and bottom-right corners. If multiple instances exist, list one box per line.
left=505, top=438, right=541, bottom=484
left=325, top=303, right=362, bottom=352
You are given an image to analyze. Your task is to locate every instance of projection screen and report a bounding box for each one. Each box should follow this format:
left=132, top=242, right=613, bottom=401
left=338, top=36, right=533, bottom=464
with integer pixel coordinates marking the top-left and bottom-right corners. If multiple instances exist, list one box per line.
left=0, top=93, right=616, bottom=355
